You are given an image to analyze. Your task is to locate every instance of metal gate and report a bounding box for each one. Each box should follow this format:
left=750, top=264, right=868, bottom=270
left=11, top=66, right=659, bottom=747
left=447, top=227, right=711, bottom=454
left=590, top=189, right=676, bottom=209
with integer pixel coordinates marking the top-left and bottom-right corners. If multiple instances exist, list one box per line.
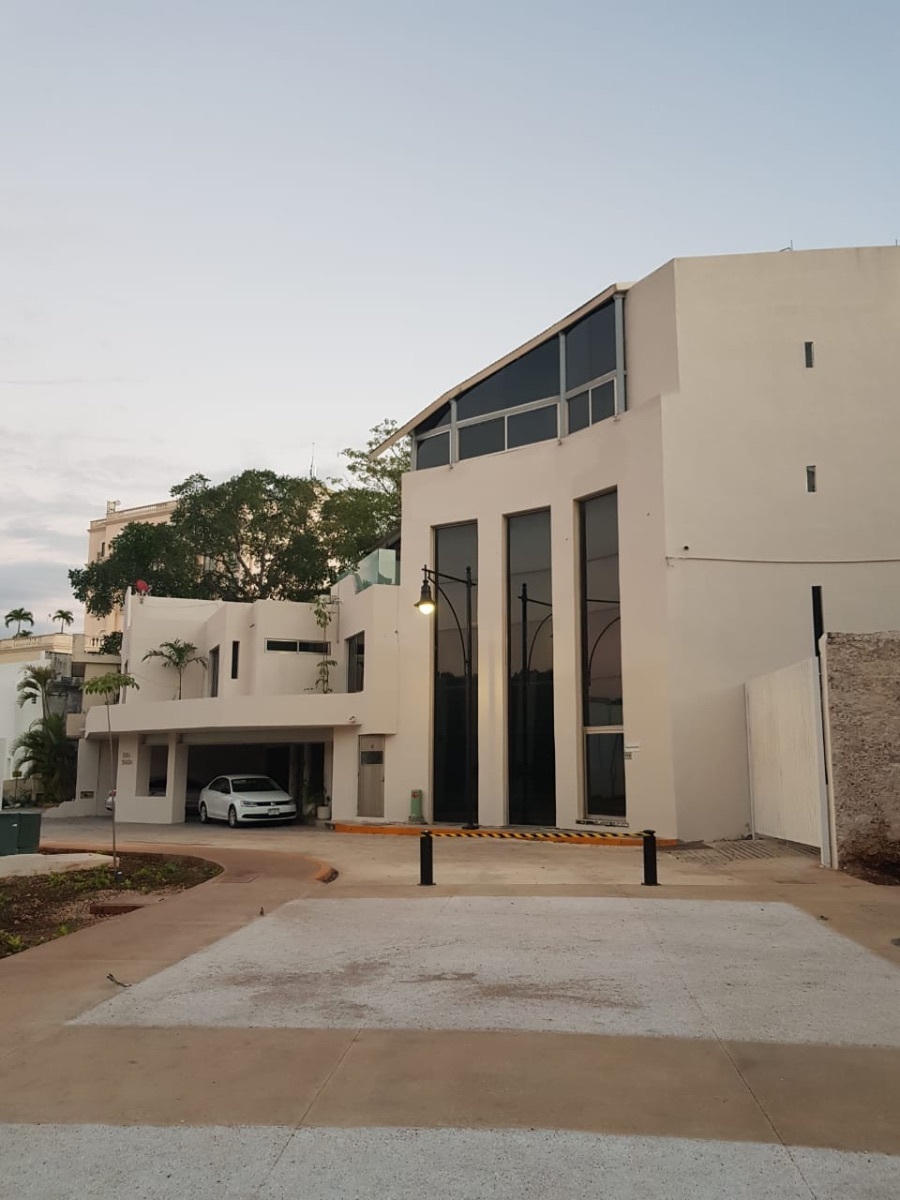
left=745, top=658, right=831, bottom=863
left=357, top=735, right=385, bottom=817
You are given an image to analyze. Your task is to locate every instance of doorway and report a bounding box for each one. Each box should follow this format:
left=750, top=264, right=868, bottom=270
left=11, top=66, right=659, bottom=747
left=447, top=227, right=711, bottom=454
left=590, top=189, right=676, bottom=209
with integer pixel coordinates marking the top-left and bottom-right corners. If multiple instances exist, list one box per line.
left=357, top=735, right=385, bottom=817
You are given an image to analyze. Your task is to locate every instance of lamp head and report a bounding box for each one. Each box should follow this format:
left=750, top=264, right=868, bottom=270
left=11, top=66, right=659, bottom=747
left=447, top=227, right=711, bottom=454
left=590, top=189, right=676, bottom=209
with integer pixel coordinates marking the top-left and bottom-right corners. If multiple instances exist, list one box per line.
left=416, top=578, right=436, bottom=616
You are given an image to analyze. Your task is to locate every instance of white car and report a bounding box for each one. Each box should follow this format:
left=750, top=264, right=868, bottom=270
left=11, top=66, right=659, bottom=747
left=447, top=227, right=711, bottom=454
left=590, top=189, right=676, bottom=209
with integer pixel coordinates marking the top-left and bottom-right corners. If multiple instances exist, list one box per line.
left=197, top=775, right=297, bottom=827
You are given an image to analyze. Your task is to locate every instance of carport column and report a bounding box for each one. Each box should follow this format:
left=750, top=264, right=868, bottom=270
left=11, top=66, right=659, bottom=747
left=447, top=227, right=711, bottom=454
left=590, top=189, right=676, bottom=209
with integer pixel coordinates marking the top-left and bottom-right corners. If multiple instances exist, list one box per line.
left=323, top=741, right=334, bottom=809
left=74, top=739, right=104, bottom=816
left=289, top=743, right=300, bottom=806
left=165, top=733, right=189, bottom=824
left=135, top=740, right=152, bottom=797
left=115, top=734, right=141, bottom=805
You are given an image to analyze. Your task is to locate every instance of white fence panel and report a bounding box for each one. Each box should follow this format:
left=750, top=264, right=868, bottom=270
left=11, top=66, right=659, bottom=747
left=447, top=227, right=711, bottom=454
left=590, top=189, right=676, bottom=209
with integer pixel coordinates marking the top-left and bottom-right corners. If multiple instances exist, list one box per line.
left=745, top=658, right=828, bottom=857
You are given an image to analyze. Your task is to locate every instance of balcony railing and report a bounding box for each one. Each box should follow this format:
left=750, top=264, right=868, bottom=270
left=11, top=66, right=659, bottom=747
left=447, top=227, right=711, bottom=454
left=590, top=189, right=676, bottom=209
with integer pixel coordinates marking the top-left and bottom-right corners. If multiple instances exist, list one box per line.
left=89, top=500, right=175, bottom=530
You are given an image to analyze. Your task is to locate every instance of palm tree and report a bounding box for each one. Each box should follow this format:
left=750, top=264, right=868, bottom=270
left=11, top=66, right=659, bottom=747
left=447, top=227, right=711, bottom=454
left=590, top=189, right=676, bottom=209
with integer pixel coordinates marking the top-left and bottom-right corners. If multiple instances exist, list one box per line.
left=4, top=608, right=34, bottom=638
left=142, top=639, right=208, bottom=699
left=83, top=671, right=140, bottom=877
left=17, top=665, right=59, bottom=720
left=52, top=609, right=74, bottom=634
left=12, top=713, right=77, bottom=806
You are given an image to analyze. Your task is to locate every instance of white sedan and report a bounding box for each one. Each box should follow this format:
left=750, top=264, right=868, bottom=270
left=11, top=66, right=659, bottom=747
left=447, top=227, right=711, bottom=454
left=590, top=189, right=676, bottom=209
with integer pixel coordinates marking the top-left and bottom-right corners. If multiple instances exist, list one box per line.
left=198, top=775, right=297, bottom=827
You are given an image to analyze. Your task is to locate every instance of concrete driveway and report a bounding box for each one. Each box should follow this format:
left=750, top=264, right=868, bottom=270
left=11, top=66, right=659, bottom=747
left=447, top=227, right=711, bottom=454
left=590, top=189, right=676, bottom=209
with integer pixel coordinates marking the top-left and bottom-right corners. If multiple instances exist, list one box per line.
left=0, top=820, right=897, bottom=1198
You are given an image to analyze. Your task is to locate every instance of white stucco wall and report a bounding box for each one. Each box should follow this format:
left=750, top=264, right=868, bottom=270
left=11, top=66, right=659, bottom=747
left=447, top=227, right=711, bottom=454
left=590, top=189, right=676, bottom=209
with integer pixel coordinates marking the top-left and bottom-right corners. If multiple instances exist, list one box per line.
left=661, top=247, right=900, bottom=839
left=382, top=384, right=674, bottom=834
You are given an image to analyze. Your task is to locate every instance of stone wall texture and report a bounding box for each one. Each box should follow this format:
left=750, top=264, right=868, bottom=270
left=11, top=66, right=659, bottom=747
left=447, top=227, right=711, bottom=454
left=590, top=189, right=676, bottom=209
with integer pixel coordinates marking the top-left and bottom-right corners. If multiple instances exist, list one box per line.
left=823, top=632, right=900, bottom=868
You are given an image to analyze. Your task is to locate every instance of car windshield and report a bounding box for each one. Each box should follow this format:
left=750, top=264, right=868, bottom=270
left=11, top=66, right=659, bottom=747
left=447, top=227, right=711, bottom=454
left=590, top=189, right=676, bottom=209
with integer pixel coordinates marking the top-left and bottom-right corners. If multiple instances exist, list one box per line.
left=230, top=777, right=280, bottom=793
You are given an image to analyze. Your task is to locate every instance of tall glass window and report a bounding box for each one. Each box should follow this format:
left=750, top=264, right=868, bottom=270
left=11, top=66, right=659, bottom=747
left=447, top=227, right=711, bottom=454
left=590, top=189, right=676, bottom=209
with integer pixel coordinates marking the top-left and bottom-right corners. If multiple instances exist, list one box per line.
left=580, top=492, right=625, bottom=818
left=433, top=523, right=478, bottom=822
left=346, top=632, right=365, bottom=693
left=507, top=511, right=555, bottom=826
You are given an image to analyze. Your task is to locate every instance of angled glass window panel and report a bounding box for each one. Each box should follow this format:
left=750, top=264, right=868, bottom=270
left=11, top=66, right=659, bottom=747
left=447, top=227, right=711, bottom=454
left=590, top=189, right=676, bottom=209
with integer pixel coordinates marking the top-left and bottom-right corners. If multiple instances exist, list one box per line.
left=507, top=404, right=558, bottom=449
left=591, top=380, right=616, bottom=423
left=266, top=639, right=298, bottom=652
left=416, top=432, right=450, bottom=470
left=566, top=303, right=617, bottom=391
left=458, top=417, right=505, bottom=460
left=415, top=403, right=451, bottom=434
left=567, top=391, right=589, bottom=433
left=456, top=339, right=560, bottom=421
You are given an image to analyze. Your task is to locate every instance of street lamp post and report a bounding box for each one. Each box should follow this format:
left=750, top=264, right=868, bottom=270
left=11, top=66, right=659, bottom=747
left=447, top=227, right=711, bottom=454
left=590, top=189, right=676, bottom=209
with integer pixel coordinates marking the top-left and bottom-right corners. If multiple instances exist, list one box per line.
left=416, top=564, right=478, bottom=829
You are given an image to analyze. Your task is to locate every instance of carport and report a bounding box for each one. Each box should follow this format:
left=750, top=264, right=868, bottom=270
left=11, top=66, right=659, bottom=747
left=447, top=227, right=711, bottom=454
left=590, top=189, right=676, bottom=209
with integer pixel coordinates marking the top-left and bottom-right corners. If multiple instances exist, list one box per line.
left=140, top=730, right=330, bottom=823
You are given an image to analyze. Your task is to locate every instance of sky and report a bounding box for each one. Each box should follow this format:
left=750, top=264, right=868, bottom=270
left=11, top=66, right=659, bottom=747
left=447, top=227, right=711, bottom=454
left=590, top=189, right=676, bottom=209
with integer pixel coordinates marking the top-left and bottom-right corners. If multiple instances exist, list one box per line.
left=1, top=0, right=898, bottom=632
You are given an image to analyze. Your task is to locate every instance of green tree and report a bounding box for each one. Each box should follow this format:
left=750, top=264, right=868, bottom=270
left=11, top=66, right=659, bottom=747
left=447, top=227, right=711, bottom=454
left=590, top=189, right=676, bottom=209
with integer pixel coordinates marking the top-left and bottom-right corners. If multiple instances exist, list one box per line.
left=67, top=424, right=408, bottom=616
left=319, top=419, right=409, bottom=572
left=17, top=665, right=59, bottom=720
left=83, top=671, right=140, bottom=874
left=12, top=713, right=77, bottom=806
left=69, top=521, right=199, bottom=620
left=4, top=608, right=34, bottom=637
left=142, top=639, right=208, bottom=700
left=169, top=470, right=330, bottom=602
left=97, top=631, right=123, bottom=656
left=52, top=609, right=74, bottom=634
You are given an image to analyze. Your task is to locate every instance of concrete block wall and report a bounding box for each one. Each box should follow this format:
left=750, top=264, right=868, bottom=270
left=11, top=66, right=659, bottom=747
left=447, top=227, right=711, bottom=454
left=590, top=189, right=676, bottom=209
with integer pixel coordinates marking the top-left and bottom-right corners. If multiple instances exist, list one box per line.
left=821, top=632, right=900, bottom=869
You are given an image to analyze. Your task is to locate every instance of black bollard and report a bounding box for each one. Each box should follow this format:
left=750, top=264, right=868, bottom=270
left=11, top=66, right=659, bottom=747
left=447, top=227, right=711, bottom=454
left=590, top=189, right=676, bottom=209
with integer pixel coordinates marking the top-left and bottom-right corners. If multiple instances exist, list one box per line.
left=642, top=830, right=658, bottom=886
left=419, top=831, right=434, bottom=886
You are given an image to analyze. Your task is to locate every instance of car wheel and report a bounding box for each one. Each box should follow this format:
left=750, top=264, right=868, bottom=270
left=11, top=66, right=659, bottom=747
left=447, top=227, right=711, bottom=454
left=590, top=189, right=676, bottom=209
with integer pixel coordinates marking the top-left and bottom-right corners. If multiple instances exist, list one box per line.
left=227, top=805, right=238, bottom=828
left=199, top=802, right=208, bottom=824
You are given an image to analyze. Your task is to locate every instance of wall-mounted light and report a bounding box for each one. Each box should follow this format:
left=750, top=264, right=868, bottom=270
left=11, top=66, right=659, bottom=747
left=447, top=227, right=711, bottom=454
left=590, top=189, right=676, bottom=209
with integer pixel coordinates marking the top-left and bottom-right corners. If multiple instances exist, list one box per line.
left=415, top=579, right=435, bottom=616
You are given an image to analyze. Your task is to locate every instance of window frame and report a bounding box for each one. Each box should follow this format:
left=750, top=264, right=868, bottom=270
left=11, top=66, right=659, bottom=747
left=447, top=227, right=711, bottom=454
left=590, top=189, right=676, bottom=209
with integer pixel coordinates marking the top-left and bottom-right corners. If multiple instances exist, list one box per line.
left=410, top=293, right=626, bottom=468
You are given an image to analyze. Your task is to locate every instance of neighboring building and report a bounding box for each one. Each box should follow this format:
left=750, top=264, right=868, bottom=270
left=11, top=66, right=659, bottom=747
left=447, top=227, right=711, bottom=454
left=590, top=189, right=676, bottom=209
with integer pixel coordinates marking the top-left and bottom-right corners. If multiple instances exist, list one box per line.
left=65, top=549, right=399, bottom=822
left=0, top=633, right=76, bottom=791
left=83, top=499, right=176, bottom=644
left=70, top=246, right=900, bottom=843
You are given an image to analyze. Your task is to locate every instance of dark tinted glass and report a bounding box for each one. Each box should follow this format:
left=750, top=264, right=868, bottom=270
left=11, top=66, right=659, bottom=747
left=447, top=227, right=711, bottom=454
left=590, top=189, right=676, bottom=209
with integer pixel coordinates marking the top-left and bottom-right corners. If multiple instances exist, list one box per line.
left=416, top=433, right=450, bottom=469
left=581, top=491, right=622, bottom=726
left=347, top=632, right=365, bottom=693
left=232, top=777, right=280, bottom=793
left=458, top=418, right=505, bottom=460
left=231, top=640, right=240, bottom=679
left=297, top=641, right=330, bottom=654
left=591, top=380, right=616, bottom=423
left=208, top=645, right=219, bottom=698
left=456, top=339, right=560, bottom=421
left=415, top=402, right=451, bottom=434
left=585, top=733, right=626, bottom=818
left=433, top=522, right=478, bottom=823
left=507, top=404, right=558, bottom=449
left=508, top=510, right=555, bottom=826
left=266, top=639, right=297, bottom=652
left=567, top=391, right=589, bottom=433
left=566, top=303, right=616, bottom=390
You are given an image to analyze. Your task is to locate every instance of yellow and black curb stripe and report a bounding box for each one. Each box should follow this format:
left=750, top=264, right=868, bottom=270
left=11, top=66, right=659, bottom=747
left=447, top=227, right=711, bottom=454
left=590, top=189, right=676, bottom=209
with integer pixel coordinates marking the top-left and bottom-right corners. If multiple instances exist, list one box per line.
left=331, top=823, right=677, bottom=847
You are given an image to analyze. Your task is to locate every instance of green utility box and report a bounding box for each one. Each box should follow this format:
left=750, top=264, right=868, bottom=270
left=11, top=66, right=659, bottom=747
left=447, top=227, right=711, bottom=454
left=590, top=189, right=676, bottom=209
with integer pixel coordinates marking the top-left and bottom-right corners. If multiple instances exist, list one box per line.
left=0, top=812, right=20, bottom=856
left=16, top=811, right=42, bottom=855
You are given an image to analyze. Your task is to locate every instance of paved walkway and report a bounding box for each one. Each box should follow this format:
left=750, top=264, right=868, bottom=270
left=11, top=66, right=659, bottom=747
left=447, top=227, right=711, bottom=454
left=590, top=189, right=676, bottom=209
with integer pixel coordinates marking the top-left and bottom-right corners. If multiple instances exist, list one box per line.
left=0, top=819, right=896, bottom=1197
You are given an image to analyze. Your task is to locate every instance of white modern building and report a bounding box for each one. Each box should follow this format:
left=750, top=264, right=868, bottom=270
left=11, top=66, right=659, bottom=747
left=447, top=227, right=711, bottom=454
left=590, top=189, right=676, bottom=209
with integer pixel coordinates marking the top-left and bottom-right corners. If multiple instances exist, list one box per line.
left=69, top=246, right=900, bottom=841
left=1, top=633, right=75, bottom=792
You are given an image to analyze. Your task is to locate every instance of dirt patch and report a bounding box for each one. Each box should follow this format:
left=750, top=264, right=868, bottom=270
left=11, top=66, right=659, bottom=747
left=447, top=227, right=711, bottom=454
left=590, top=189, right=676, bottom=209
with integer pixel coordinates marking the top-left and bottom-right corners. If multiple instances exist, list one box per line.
left=0, top=853, right=221, bottom=958
left=841, top=857, right=900, bottom=886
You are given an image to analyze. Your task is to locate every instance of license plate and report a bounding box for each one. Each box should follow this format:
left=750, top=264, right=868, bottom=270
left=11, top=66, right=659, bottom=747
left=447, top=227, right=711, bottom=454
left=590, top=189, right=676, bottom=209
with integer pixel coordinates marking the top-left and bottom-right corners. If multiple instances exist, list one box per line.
left=268, top=807, right=281, bottom=815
